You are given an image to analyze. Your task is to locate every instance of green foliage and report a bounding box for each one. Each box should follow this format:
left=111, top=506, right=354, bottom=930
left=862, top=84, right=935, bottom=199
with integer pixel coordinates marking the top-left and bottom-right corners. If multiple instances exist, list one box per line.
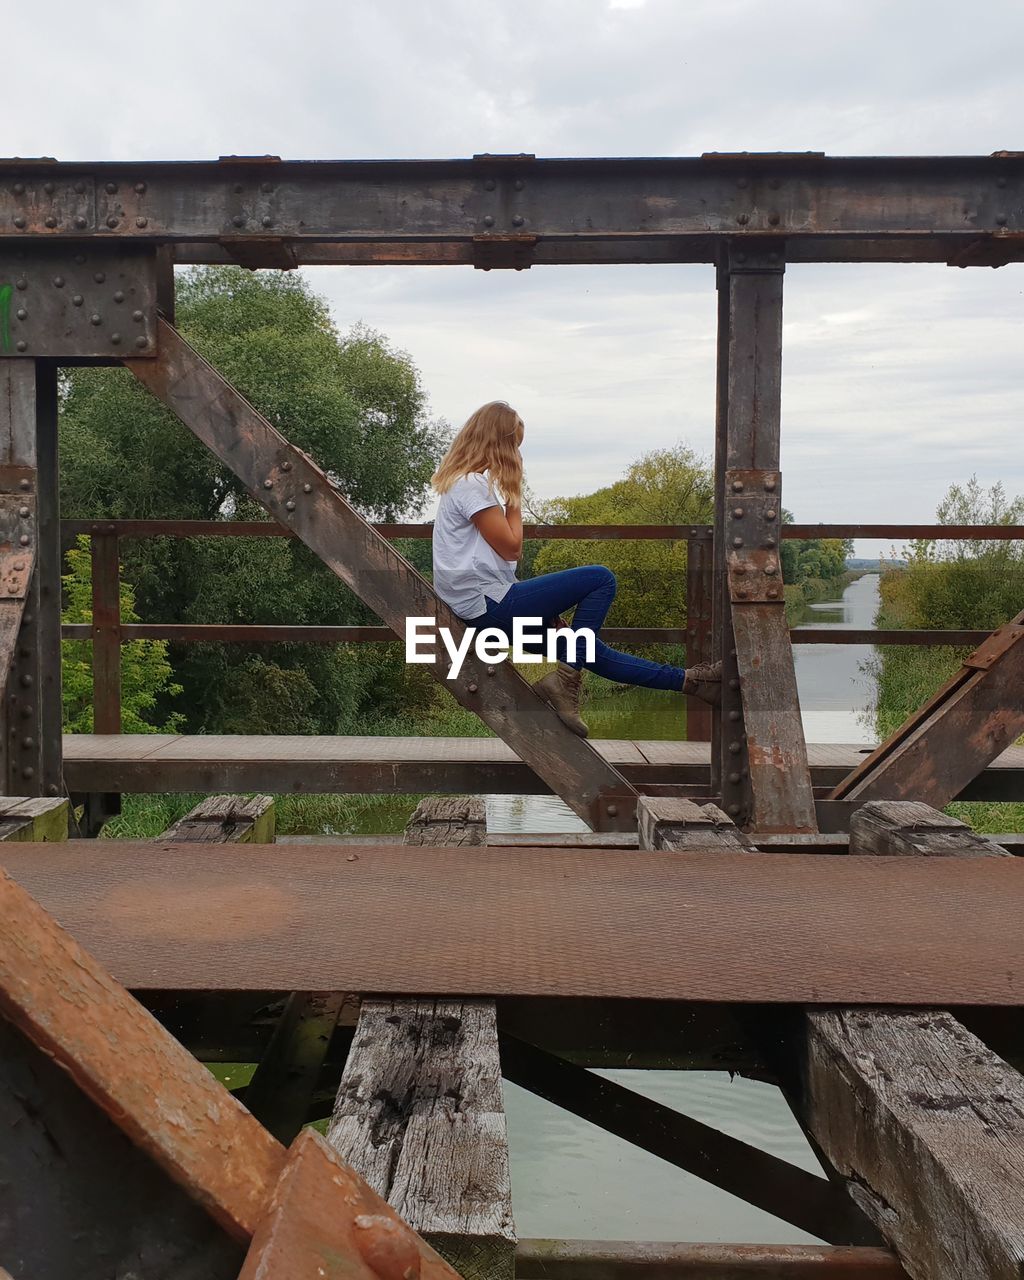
left=61, top=538, right=182, bottom=733
left=59, top=268, right=449, bottom=734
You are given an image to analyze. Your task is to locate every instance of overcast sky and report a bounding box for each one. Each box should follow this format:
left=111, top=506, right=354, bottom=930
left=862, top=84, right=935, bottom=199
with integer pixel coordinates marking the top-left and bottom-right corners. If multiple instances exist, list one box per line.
left=7, top=0, right=1023, bottom=554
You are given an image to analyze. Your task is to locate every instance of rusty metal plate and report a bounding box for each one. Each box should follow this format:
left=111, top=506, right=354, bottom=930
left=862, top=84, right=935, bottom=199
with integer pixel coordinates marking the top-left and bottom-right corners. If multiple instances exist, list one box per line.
left=0, top=245, right=157, bottom=357
left=240, top=1129, right=461, bottom=1279
left=4, top=840, right=1024, bottom=1004
left=964, top=623, right=1024, bottom=671
left=725, top=469, right=784, bottom=604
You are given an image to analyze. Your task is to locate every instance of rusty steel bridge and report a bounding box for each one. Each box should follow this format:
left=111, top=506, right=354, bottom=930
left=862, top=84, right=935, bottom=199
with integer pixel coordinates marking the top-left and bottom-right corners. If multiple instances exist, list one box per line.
left=0, top=151, right=1023, bottom=1280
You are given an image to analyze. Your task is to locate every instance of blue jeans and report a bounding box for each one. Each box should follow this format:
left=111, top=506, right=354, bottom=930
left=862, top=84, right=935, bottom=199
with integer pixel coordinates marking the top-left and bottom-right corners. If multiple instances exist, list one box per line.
left=463, top=566, right=686, bottom=692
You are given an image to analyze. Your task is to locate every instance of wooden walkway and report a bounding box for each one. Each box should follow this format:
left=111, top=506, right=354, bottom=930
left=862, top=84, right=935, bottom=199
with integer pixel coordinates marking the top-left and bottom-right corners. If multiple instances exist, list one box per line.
left=4, top=839, right=1024, bottom=1002
left=62, top=735, right=1024, bottom=799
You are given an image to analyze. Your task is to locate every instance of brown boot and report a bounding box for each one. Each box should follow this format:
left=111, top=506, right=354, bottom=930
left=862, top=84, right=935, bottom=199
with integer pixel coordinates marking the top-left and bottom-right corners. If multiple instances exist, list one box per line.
left=533, top=663, right=589, bottom=738
left=683, top=660, right=723, bottom=707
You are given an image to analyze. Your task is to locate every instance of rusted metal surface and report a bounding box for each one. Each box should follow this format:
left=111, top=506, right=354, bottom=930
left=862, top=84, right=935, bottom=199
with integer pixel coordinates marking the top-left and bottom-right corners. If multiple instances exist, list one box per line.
left=239, top=1128, right=462, bottom=1279
left=126, top=321, right=638, bottom=832
left=1, top=155, right=1021, bottom=263
left=832, top=610, right=1024, bottom=807
left=5, top=840, right=1024, bottom=1002
left=0, top=245, right=157, bottom=359
left=499, top=1033, right=872, bottom=1244
left=0, top=863, right=286, bottom=1240
left=514, top=1240, right=907, bottom=1279
left=89, top=529, right=122, bottom=733
left=685, top=532, right=713, bottom=740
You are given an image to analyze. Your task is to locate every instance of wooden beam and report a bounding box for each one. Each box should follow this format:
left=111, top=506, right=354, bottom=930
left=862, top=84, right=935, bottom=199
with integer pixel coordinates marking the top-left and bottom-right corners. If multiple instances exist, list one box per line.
left=126, top=321, right=638, bottom=832
left=713, top=246, right=816, bottom=833
left=0, top=795, right=67, bottom=841
left=638, top=796, right=749, bottom=851
left=159, top=793, right=275, bottom=844
left=328, top=797, right=516, bottom=1279
left=832, top=615, right=1024, bottom=808
left=802, top=800, right=1024, bottom=1280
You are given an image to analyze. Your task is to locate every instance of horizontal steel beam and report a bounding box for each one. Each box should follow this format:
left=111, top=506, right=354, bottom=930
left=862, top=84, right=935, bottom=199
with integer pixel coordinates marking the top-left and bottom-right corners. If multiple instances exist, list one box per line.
left=1, top=155, right=1021, bottom=264
left=514, top=1240, right=906, bottom=1278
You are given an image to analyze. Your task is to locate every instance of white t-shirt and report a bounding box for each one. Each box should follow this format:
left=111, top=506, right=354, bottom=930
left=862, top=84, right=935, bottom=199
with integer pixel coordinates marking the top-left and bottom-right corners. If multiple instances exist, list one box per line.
left=432, top=472, right=518, bottom=618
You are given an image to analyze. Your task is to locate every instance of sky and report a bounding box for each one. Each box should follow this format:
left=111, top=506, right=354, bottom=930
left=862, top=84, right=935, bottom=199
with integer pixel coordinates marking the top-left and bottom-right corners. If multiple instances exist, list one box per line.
left=6, top=0, right=1023, bottom=556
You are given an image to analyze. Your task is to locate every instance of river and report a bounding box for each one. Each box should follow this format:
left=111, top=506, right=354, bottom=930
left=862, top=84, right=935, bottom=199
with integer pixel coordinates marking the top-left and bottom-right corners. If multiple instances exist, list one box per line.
left=347, top=574, right=883, bottom=1243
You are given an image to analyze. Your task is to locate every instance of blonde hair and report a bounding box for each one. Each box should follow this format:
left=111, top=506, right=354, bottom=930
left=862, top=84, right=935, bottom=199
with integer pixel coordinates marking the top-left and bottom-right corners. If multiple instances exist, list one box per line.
left=432, top=401, right=524, bottom=505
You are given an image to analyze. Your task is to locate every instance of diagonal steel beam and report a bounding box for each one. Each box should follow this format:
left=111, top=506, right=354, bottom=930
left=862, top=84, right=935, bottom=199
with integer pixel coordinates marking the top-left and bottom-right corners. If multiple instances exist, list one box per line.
left=127, top=320, right=638, bottom=831
left=832, top=611, right=1024, bottom=806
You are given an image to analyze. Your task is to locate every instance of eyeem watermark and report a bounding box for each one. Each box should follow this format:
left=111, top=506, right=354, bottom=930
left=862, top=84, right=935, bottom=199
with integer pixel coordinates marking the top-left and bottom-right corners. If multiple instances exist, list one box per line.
left=406, top=617, right=595, bottom=679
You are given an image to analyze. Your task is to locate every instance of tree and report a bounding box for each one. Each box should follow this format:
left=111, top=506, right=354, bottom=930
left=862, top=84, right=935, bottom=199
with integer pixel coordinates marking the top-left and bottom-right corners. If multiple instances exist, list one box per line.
left=530, top=445, right=714, bottom=630
left=61, top=539, right=182, bottom=734
left=59, top=268, right=449, bottom=734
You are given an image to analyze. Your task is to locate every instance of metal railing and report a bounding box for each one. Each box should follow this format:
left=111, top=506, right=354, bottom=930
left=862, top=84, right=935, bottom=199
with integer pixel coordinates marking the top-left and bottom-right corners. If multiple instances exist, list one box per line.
left=61, top=519, right=1024, bottom=740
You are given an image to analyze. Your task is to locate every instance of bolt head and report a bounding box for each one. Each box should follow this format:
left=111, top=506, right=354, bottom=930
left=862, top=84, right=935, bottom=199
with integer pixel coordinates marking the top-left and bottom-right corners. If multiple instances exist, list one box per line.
left=12, top=182, right=24, bottom=195
left=482, top=215, right=495, bottom=227
left=728, top=772, right=741, bottom=784
left=75, top=215, right=88, bottom=229
left=728, top=804, right=740, bottom=816
left=232, top=215, right=245, bottom=227
left=136, top=215, right=149, bottom=228
left=19, top=535, right=29, bottom=546
left=731, top=480, right=744, bottom=493
left=468, top=682, right=478, bottom=693
left=303, top=482, right=312, bottom=493
left=18, top=508, right=29, bottom=519
left=261, top=216, right=273, bottom=228
left=113, top=290, right=125, bottom=303
left=996, top=214, right=1008, bottom=226
left=135, top=335, right=149, bottom=348
left=110, top=333, right=121, bottom=345
left=766, top=509, right=777, bottom=520
left=13, top=215, right=26, bottom=229
left=72, top=295, right=84, bottom=306
left=281, top=460, right=292, bottom=471
left=105, top=182, right=117, bottom=194
left=44, top=216, right=57, bottom=229
left=94, top=272, right=106, bottom=283
left=736, top=213, right=749, bottom=225
left=768, top=212, right=780, bottom=225
left=763, top=478, right=777, bottom=492
left=15, top=279, right=27, bottom=291
left=764, top=539, right=776, bottom=550
left=135, top=181, right=147, bottom=194
left=285, top=499, right=296, bottom=511
left=263, top=479, right=273, bottom=489
left=728, top=741, right=742, bottom=754
left=732, top=536, right=743, bottom=547
left=732, top=507, right=744, bottom=518
left=18, top=479, right=30, bottom=491
left=90, top=314, right=102, bottom=326
left=512, top=214, right=525, bottom=227
left=353, top=1215, right=421, bottom=1280
left=53, top=275, right=65, bottom=288
left=16, top=309, right=26, bottom=320
left=22, top=767, right=34, bottom=780
left=15, top=341, right=27, bottom=352
left=728, top=678, right=740, bottom=689
left=132, top=309, right=144, bottom=321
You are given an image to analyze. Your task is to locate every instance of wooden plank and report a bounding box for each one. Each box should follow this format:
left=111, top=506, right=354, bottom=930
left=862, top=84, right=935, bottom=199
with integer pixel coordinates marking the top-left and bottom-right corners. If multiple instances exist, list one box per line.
left=802, top=800, right=1024, bottom=1280
left=498, top=1032, right=873, bottom=1245
left=832, top=614, right=1024, bottom=808
left=638, top=796, right=749, bottom=852
left=330, top=797, right=516, bottom=1279
left=0, top=795, right=67, bottom=841
left=6, top=840, right=1024, bottom=1002
left=239, top=1129, right=462, bottom=1280
left=160, top=793, right=275, bottom=844
left=514, top=1239, right=907, bottom=1278
left=127, top=322, right=638, bottom=832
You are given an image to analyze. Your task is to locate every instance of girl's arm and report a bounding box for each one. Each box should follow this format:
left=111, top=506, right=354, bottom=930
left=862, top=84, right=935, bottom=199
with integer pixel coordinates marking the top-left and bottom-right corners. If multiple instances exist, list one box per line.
left=472, top=501, right=523, bottom=560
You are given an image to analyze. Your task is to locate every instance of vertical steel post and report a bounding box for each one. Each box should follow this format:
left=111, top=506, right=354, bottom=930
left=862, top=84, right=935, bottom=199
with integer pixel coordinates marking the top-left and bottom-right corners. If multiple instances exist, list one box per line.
left=712, top=244, right=815, bottom=831
left=0, top=361, right=62, bottom=798
left=685, top=531, right=713, bottom=742
left=90, top=528, right=122, bottom=734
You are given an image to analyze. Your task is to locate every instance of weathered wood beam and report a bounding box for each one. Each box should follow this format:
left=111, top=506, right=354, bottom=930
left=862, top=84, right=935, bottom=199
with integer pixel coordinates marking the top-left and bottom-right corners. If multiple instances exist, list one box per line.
left=499, top=1030, right=873, bottom=1245
left=832, top=615, right=1024, bottom=808
left=801, top=800, right=1024, bottom=1280
left=127, top=322, right=637, bottom=832
left=713, top=245, right=816, bottom=833
left=328, top=797, right=516, bottom=1279
left=159, top=793, right=275, bottom=843
left=0, top=795, right=67, bottom=841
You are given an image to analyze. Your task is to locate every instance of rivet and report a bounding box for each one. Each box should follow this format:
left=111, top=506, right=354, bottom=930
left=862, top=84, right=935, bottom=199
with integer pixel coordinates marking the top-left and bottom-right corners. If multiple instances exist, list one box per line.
left=735, top=588, right=748, bottom=599
left=261, top=181, right=274, bottom=193
left=106, top=216, right=119, bottom=228
left=232, top=215, right=245, bottom=227
left=764, top=538, right=776, bottom=550
left=303, top=482, right=312, bottom=493
left=285, top=499, right=296, bottom=511
left=734, top=563, right=746, bottom=575
left=732, top=536, right=743, bottom=547
left=12, top=182, right=25, bottom=195
left=768, top=212, right=780, bottom=225
left=47, top=784, right=59, bottom=796
left=995, top=213, right=1008, bottom=226
left=136, top=216, right=148, bottom=228
left=728, top=772, right=741, bottom=784
left=110, top=333, right=121, bottom=345
left=105, top=182, right=118, bottom=194
left=12, top=215, right=26, bottom=229
left=135, top=335, right=148, bottom=348
left=261, top=216, right=273, bottom=228
left=22, top=767, right=34, bottom=779
left=731, top=480, right=744, bottom=493
left=15, top=279, right=27, bottom=290
left=514, top=178, right=525, bottom=190
left=53, top=275, right=65, bottom=288
left=43, top=181, right=55, bottom=195
left=728, top=679, right=740, bottom=690
left=765, top=556, right=777, bottom=569
left=18, top=479, right=30, bottom=491
left=263, top=479, right=273, bottom=489
left=18, top=535, right=29, bottom=546
left=763, top=478, right=776, bottom=492
left=353, top=1214, right=421, bottom=1280
left=728, top=804, right=740, bottom=816
left=15, top=341, right=27, bottom=352
left=132, top=309, right=143, bottom=321
left=17, top=509, right=27, bottom=518
left=6, top=585, right=17, bottom=595
left=736, top=213, right=749, bottom=225
left=484, top=178, right=496, bottom=191
left=16, top=308, right=26, bottom=320
left=765, top=509, right=777, bottom=520
left=607, top=803, right=618, bottom=816
left=729, top=709, right=741, bottom=721
left=732, top=507, right=744, bottom=518
left=486, top=665, right=495, bottom=675
left=22, top=737, right=34, bottom=750
left=74, top=181, right=86, bottom=194
left=19, top=704, right=33, bottom=717
left=113, top=290, right=125, bottom=303
left=482, top=215, right=495, bottom=227
left=512, top=214, right=525, bottom=227
left=20, top=674, right=33, bottom=688
left=90, top=314, right=102, bottom=326
left=728, top=741, right=742, bottom=754
left=767, top=587, right=779, bottom=599
left=94, top=272, right=106, bottom=283
left=72, top=295, right=84, bottom=306
left=468, top=682, right=478, bottom=693
left=44, top=216, right=57, bottom=229
left=74, top=215, right=88, bottom=228
left=135, top=181, right=147, bottom=194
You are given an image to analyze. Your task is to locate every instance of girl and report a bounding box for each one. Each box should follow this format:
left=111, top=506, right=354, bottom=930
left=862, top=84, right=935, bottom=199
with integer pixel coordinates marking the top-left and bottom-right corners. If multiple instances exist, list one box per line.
left=431, top=401, right=721, bottom=738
